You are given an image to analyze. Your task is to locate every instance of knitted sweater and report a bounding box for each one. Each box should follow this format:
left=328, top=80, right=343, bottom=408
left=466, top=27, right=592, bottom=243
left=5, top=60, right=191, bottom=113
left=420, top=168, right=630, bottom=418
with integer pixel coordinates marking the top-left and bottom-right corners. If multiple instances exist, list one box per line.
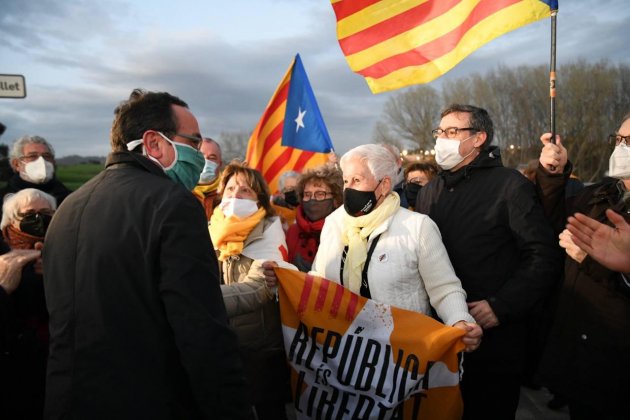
left=311, top=206, right=473, bottom=326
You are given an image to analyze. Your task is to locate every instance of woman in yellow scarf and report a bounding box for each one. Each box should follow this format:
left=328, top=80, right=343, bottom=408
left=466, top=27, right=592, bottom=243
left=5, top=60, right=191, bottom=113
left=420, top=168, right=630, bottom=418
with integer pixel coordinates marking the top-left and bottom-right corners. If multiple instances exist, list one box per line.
left=209, top=161, right=294, bottom=420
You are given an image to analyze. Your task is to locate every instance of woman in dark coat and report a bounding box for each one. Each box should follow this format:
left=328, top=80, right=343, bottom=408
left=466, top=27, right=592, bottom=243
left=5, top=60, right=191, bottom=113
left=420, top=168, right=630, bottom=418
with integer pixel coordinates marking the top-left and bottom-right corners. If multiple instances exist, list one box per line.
left=0, top=188, right=56, bottom=420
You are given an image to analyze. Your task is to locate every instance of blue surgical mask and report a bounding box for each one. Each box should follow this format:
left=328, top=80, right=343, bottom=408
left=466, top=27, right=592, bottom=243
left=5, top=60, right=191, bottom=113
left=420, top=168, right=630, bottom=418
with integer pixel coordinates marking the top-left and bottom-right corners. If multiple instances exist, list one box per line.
left=199, top=159, right=219, bottom=183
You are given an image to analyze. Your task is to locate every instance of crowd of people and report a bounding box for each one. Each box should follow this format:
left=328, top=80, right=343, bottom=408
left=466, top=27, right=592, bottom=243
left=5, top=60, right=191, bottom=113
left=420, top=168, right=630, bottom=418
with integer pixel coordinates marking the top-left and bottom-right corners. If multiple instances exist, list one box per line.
left=0, top=88, right=628, bottom=420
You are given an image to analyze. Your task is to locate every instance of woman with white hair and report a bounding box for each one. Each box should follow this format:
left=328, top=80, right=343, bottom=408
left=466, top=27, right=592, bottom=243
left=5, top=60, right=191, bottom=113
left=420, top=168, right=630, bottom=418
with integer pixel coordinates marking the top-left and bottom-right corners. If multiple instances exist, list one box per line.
left=266, top=144, right=482, bottom=351
left=0, top=188, right=56, bottom=419
left=1, top=188, right=57, bottom=249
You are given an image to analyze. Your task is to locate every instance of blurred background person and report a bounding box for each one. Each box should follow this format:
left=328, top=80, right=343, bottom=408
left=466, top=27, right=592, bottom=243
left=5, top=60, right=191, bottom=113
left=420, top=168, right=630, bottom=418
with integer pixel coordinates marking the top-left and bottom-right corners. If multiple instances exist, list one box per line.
left=380, top=143, right=407, bottom=207
left=1, top=136, right=72, bottom=208
left=403, top=161, right=438, bottom=209
left=519, top=158, right=538, bottom=183
left=286, top=164, right=343, bottom=272
left=0, top=188, right=56, bottom=420
left=193, top=137, right=223, bottom=220
left=271, top=170, right=300, bottom=230
left=209, top=161, right=294, bottom=420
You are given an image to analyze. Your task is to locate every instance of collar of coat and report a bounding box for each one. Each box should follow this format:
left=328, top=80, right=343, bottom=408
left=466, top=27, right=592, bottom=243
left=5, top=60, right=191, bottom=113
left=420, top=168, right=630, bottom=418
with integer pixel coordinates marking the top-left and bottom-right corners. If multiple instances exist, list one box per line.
left=439, top=145, right=503, bottom=189
left=105, top=151, right=169, bottom=179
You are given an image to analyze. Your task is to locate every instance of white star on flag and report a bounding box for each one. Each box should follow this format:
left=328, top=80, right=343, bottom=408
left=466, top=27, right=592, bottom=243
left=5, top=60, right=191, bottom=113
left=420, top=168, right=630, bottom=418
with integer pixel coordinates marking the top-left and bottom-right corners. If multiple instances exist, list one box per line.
left=294, top=107, right=306, bottom=132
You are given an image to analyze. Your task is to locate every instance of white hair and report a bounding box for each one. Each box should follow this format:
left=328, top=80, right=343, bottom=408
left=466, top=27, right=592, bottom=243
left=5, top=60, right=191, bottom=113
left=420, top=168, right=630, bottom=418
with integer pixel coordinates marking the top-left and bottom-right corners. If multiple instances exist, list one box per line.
left=340, top=144, right=399, bottom=191
left=1, top=188, right=57, bottom=229
left=278, top=170, right=300, bottom=191
left=10, top=135, right=55, bottom=160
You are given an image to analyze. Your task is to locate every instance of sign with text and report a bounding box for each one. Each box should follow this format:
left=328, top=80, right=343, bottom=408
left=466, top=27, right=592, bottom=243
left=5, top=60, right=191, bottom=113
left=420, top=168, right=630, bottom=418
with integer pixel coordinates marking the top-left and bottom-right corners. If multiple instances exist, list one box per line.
left=275, top=268, right=465, bottom=419
left=0, top=74, right=26, bottom=98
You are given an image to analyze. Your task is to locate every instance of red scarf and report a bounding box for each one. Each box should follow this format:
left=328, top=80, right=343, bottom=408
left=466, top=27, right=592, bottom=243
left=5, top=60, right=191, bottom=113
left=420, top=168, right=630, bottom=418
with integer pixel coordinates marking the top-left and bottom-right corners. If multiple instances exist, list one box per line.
left=2, top=225, right=43, bottom=249
left=286, top=207, right=327, bottom=271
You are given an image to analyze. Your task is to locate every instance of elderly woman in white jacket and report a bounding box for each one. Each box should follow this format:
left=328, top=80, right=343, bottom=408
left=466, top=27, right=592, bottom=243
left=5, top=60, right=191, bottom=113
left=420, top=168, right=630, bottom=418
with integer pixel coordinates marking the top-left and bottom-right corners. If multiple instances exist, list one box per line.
left=265, top=144, right=482, bottom=351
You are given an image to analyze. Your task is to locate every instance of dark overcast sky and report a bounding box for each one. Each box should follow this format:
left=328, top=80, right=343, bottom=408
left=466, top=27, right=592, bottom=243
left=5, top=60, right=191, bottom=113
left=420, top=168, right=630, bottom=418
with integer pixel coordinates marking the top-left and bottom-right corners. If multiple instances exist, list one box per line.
left=1, top=0, right=629, bottom=157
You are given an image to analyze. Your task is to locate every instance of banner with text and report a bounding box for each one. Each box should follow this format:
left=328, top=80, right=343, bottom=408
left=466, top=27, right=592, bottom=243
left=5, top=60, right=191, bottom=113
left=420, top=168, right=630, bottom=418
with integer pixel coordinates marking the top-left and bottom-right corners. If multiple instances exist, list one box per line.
left=275, top=268, right=465, bottom=419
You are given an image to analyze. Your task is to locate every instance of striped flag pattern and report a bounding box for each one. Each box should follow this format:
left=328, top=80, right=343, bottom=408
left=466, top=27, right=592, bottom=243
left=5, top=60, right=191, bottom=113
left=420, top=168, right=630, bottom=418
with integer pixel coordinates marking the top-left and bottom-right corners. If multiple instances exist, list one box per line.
left=332, top=0, right=557, bottom=93
left=246, top=54, right=334, bottom=194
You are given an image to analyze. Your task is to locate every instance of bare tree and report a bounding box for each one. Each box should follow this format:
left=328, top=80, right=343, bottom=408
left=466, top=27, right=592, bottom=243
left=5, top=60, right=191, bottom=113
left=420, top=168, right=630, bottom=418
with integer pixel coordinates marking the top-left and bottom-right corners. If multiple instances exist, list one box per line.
left=376, top=60, right=630, bottom=180
left=373, top=85, right=442, bottom=152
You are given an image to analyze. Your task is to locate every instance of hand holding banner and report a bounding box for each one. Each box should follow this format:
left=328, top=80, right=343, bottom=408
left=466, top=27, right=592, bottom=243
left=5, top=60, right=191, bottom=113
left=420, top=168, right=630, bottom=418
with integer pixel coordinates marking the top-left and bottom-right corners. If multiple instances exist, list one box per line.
left=275, top=267, right=466, bottom=419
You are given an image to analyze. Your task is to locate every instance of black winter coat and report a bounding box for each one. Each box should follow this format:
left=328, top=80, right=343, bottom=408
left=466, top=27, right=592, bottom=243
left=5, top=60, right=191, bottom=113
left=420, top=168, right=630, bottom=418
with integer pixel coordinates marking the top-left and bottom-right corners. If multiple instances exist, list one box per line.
left=0, top=240, right=48, bottom=420
left=537, top=174, right=630, bottom=413
left=43, top=152, right=249, bottom=419
left=416, top=147, right=561, bottom=374
left=0, top=174, right=72, bottom=205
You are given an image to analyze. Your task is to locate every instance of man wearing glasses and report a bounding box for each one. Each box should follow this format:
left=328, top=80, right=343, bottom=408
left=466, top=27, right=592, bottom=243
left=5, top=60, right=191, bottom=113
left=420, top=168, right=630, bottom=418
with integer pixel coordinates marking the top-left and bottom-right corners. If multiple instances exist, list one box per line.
left=0, top=135, right=72, bottom=209
left=535, top=113, right=630, bottom=418
left=415, top=104, right=560, bottom=419
left=43, top=89, right=250, bottom=419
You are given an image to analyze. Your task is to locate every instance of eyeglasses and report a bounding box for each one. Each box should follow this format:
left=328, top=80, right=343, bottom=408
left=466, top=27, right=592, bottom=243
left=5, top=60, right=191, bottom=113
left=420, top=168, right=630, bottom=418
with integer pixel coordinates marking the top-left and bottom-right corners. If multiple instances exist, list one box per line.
left=174, top=133, right=203, bottom=150
left=19, top=153, right=55, bottom=163
left=17, top=209, right=55, bottom=220
left=609, top=134, right=630, bottom=146
left=431, top=127, right=478, bottom=139
left=303, top=191, right=332, bottom=201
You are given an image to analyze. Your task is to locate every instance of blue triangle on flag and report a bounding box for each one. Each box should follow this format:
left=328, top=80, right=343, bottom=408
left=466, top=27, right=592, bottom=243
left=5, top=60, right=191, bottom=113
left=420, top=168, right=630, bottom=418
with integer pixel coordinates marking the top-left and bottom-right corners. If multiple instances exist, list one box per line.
left=282, top=54, right=334, bottom=153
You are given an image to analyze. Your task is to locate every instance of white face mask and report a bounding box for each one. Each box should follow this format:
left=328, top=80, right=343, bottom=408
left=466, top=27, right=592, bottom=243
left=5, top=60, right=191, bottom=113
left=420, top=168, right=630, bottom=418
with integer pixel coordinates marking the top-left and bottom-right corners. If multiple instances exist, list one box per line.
left=434, top=134, right=476, bottom=170
left=21, top=156, right=54, bottom=184
left=199, top=159, right=219, bottom=184
left=609, top=143, right=630, bottom=179
left=220, top=197, right=259, bottom=219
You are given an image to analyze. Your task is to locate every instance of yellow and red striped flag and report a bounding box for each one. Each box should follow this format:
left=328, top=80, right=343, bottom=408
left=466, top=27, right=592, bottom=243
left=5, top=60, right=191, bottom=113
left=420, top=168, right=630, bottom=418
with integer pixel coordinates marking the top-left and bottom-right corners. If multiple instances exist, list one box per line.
left=332, top=0, right=558, bottom=93
left=275, top=267, right=466, bottom=419
left=246, top=54, right=335, bottom=194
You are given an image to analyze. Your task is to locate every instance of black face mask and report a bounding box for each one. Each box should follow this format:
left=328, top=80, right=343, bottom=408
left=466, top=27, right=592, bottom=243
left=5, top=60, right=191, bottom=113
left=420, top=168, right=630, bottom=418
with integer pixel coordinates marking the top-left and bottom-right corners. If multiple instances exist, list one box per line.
left=284, top=190, right=299, bottom=207
left=19, top=212, right=53, bottom=238
left=344, top=188, right=378, bottom=217
left=302, top=198, right=334, bottom=222
left=404, top=183, right=422, bottom=208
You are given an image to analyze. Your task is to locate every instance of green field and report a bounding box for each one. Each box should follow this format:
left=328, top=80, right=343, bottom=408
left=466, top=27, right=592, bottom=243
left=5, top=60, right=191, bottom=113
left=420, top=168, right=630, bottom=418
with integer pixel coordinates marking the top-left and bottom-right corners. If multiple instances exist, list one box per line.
left=56, top=163, right=104, bottom=191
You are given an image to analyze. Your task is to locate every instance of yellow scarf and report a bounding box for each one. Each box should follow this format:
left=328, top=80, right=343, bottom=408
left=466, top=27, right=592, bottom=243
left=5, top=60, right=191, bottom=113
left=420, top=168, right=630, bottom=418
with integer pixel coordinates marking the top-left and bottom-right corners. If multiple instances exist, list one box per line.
left=341, top=193, right=400, bottom=294
left=193, top=176, right=221, bottom=198
left=209, top=207, right=266, bottom=261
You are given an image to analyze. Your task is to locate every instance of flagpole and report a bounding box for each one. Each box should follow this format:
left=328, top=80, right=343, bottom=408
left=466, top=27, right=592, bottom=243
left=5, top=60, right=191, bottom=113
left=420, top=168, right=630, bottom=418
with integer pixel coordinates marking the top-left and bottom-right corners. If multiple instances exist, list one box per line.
left=549, top=6, right=558, bottom=144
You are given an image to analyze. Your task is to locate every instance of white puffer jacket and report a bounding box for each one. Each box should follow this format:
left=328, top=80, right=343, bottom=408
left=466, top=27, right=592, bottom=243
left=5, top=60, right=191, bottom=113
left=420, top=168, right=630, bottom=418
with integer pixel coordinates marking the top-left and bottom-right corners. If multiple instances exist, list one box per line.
left=311, top=206, right=474, bottom=326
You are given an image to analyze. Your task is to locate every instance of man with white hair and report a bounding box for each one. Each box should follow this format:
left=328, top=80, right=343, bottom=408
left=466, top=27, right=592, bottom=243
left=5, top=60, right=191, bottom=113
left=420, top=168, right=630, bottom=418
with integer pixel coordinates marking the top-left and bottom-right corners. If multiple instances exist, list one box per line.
left=0, top=135, right=72, bottom=206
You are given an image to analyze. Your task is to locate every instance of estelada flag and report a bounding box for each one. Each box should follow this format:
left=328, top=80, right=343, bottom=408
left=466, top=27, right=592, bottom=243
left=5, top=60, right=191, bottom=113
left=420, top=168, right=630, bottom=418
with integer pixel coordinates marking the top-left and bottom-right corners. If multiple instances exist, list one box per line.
left=332, top=0, right=558, bottom=93
left=246, top=54, right=335, bottom=194
left=275, top=267, right=466, bottom=419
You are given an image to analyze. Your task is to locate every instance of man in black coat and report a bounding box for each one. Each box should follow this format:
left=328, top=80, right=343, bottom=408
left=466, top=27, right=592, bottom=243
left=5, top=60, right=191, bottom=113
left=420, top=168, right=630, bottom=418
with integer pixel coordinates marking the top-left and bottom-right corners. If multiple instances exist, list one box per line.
left=43, top=89, right=250, bottom=419
left=415, top=104, right=561, bottom=419
left=0, top=135, right=72, bottom=206
left=536, top=114, right=630, bottom=419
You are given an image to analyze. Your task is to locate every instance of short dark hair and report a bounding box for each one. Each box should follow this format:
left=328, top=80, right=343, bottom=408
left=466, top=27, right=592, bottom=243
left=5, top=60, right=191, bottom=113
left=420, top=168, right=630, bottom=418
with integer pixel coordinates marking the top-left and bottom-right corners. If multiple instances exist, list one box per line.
left=441, top=104, right=494, bottom=148
left=404, top=161, right=439, bottom=181
left=296, top=164, right=343, bottom=206
left=218, top=160, right=276, bottom=218
left=110, top=88, right=188, bottom=152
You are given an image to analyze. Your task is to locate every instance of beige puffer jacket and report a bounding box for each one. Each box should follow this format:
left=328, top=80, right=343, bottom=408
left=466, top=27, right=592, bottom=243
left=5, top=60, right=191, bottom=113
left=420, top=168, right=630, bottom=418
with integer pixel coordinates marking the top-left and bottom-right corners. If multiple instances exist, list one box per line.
left=218, top=217, right=284, bottom=352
